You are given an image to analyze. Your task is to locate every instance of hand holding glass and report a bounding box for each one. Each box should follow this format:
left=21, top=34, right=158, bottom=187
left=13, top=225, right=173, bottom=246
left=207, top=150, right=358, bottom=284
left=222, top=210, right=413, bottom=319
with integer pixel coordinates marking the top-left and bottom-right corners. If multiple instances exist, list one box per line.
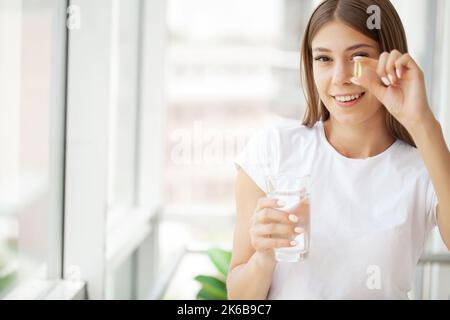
left=265, top=174, right=310, bottom=262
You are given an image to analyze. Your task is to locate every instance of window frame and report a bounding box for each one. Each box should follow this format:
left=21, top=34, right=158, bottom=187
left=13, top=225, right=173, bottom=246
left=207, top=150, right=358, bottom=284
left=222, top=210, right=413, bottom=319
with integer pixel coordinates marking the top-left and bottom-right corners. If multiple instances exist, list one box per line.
left=4, top=0, right=446, bottom=300
left=63, top=0, right=115, bottom=299
left=2, top=0, right=71, bottom=299
left=63, top=0, right=167, bottom=300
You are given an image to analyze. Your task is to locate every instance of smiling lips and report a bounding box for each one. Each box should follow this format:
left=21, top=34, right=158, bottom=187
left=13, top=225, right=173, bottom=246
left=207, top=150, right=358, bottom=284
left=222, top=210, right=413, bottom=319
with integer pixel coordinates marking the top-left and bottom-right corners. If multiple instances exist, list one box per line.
left=332, top=92, right=365, bottom=107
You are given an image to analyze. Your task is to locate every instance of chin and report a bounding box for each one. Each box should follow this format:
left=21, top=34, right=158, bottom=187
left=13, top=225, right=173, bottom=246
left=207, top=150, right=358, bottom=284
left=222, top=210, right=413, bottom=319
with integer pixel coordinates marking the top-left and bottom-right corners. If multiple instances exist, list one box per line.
left=331, top=114, right=365, bottom=125
left=331, top=111, right=384, bottom=128
left=324, top=100, right=383, bottom=126
left=325, top=107, right=369, bottom=126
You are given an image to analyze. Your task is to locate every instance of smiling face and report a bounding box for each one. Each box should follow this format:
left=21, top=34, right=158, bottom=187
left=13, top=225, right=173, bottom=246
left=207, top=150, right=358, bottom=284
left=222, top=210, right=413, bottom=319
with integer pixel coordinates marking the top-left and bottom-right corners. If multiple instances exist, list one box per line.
left=311, top=19, right=382, bottom=125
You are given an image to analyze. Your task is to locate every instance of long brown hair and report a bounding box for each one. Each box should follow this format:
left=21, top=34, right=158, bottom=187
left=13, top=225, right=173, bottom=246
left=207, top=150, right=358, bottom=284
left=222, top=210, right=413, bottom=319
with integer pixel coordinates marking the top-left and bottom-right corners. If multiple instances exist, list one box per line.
left=300, top=0, right=416, bottom=147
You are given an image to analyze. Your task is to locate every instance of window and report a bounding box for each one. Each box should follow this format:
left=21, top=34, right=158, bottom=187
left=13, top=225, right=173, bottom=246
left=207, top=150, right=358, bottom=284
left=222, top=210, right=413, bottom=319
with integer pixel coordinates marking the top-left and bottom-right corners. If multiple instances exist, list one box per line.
left=160, top=0, right=314, bottom=299
left=0, top=0, right=66, bottom=298
left=64, top=0, right=165, bottom=300
left=0, top=0, right=448, bottom=301
left=107, top=0, right=140, bottom=212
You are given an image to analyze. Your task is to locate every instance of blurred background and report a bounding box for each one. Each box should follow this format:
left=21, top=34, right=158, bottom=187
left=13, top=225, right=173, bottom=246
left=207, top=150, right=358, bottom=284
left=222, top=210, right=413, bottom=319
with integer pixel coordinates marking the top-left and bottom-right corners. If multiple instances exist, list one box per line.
left=0, top=0, right=449, bottom=300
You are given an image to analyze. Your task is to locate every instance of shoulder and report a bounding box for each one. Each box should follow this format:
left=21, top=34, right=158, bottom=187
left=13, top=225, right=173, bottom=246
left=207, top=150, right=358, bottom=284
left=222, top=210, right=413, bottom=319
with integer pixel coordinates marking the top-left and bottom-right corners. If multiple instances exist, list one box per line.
left=242, top=122, right=320, bottom=161
left=274, top=121, right=323, bottom=151
left=392, top=139, right=430, bottom=178
left=258, top=121, right=322, bottom=144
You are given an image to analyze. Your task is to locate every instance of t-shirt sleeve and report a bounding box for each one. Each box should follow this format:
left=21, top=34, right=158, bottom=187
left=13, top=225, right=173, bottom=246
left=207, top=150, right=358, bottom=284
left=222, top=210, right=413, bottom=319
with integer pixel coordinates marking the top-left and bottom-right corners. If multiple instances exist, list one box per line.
left=233, top=127, right=279, bottom=194
left=425, top=178, right=439, bottom=235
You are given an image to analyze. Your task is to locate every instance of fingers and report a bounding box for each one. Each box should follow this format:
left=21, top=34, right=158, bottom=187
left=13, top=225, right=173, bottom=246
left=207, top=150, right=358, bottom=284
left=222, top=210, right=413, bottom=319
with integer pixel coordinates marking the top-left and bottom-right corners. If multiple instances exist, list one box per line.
left=255, top=196, right=298, bottom=224
left=350, top=50, right=420, bottom=102
left=385, top=49, right=402, bottom=85
left=376, top=52, right=390, bottom=86
left=252, top=223, right=302, bottom=238
left=350, top=56, right=386, bottom=100
left=254, top=207, right=293, bottom=225
left=356, top=50, right=419, bottom=87
left=251, top=237, right=294, bottom=251
left=394, top=53, right=422, bottom=80
left=352, top=55, right=378, bottom=73
left=255, top=196, right=283, bottom=213
left=250, top=196, right=303, bottom=252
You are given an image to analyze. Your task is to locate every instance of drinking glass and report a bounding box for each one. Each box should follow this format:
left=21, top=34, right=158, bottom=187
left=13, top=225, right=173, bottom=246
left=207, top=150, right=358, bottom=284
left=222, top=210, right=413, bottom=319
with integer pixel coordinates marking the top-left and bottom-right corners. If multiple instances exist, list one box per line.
left=265, top=174, right=310, bottom=262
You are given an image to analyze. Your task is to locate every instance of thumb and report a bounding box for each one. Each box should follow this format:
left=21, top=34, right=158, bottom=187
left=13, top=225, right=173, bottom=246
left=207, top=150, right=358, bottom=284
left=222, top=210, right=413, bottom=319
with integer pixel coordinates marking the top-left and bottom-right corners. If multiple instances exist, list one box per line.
left=350, top=74, right=387, bottom=103
left=350, top=58, right=387, bottom=103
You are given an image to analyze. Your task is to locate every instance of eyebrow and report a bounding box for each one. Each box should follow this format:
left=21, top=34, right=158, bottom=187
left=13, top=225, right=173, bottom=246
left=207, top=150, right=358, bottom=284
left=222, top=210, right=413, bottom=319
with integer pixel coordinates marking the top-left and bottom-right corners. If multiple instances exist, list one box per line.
left=312, top=43, right=376, bottom=52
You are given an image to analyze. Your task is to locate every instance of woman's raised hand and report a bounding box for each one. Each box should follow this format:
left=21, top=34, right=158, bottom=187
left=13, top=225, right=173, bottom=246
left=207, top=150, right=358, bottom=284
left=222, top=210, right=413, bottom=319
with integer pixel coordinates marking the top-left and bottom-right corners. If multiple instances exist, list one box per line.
left=350, top=50, right=434, bottom=131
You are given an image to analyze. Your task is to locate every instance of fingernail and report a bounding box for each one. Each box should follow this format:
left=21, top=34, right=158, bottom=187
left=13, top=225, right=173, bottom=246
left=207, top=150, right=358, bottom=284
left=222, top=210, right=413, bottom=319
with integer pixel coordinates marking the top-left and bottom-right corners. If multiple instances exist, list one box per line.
left=290, top=241, right=297, bottom=246
left=277, top=200, right=285, bottom=207
left=388, top=74, right=394, bottom=84
left=381, top=76, right=390, bottom=86
left=294, top=227, right=302, bottom=233
left=396, top=68, right=401, bottom=79
left=350, top=77, right=360, bottom=84
left=288, top=214, right=298, bottom=223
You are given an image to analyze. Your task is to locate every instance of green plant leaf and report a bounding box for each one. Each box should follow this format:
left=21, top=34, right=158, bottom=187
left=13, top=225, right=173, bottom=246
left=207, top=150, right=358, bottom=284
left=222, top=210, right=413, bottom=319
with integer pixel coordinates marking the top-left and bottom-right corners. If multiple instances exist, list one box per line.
left=194, top=275, right=227, bottom=300
left=0, top=272, right=16, bottom=293
left=196, top=288, right=217, bottom=300
left=207, top=248, right=231, bottom=278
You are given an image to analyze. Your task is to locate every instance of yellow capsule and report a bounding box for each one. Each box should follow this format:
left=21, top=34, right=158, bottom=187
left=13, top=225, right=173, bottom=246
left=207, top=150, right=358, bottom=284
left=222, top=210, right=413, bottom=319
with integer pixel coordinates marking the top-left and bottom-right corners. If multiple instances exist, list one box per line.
left=353, top=60, right=362, bottom=78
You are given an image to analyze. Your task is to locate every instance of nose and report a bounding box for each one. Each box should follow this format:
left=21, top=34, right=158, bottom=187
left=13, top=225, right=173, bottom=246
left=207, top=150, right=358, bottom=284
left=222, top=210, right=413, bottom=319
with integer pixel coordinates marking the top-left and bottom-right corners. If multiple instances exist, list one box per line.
left=332, top=60, right=353, bottom=85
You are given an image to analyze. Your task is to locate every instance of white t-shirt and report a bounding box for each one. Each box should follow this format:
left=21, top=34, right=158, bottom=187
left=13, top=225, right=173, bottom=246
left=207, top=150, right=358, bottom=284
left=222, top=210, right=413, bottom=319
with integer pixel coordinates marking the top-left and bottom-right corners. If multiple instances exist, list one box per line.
left=233, top=120, right=438, bottom=299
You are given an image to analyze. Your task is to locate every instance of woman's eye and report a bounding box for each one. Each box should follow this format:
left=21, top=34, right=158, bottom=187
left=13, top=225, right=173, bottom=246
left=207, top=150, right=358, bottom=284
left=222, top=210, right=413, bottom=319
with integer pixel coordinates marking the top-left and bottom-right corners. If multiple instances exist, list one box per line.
left=314, top=56, right=331, bottom=62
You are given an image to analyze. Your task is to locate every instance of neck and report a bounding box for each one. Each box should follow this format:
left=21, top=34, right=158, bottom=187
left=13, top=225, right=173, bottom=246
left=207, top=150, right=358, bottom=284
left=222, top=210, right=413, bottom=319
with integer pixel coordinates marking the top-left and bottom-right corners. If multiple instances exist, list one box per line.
left=323, top=114, right=396, bottom=159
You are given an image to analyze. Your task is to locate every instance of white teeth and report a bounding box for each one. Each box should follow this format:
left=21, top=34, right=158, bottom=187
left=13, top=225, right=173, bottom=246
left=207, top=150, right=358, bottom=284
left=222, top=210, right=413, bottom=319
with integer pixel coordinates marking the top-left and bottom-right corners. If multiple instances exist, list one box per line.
left=334, top=93, right=362, bottom=102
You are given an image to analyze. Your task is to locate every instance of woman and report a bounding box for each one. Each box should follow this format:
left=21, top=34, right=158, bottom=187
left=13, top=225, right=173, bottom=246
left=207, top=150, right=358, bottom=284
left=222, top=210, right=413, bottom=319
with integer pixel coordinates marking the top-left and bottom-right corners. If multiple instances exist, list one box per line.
left=227, top=0, right=450, bottom=299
